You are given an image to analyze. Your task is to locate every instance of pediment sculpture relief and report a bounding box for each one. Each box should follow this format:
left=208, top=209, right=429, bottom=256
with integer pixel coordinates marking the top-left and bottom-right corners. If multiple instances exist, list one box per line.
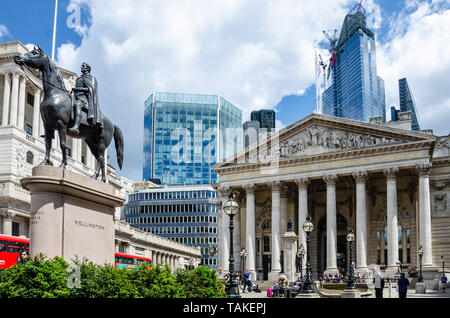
left=279, top=124, right=402, bottom=158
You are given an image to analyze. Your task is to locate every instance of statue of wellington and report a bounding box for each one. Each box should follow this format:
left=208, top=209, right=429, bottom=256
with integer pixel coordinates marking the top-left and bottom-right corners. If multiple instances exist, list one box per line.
left=13, top=47, right=123, bottom=183
left=69, top=62, right=103, bottom=134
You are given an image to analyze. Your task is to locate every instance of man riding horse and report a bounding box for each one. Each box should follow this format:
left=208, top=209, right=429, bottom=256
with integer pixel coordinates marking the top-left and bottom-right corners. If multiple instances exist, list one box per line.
left=69, top=62, right=103, bottom=134
left=13, top=47, right=124, bottom=183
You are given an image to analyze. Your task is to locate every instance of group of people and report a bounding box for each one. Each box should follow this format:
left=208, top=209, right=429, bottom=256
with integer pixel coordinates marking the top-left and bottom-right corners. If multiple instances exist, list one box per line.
left=319, top=272, right=367, bottom=284
left=216, top=268, right=260, bottom=294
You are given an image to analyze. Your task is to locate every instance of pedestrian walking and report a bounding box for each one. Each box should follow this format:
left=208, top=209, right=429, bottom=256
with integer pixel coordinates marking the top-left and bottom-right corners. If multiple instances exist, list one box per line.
left=397, top=272, right=409, bottom=299
left=373, top=269, right=385, bottom=298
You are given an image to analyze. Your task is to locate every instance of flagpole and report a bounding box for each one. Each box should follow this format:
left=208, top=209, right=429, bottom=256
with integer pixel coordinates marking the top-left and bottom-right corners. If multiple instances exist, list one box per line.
left=51, top=0, right=59, bottom=61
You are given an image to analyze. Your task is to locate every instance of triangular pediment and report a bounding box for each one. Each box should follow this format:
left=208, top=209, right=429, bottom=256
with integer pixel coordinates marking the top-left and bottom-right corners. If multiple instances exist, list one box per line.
left=279, top=123, right=404, bottom=158
left=215, top=113, right=436, bottom=170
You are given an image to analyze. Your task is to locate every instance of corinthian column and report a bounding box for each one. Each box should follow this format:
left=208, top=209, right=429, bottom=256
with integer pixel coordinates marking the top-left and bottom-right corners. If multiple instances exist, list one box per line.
left=353, top=170, right=369, bottom=274
left=268, top=181, right=282, bottom=280
left=9, top=71, right=20, bottom=127
left=384, top=167, right=399, bottom=273
left=32, top=88, right=41, bottom=138
left=2, top=70, right=11, bottom=126
left=217, top=186, right=230, bottom=272
left=243, top=183, right=256, bottom=280
left=323, top=174, right=339, bottom=276
left=17, top=76, right=26, bottom=130
left=1, top=210, right=16, bottom=236
left=295, top=177, right=310, bottom=258
left=280, top=185, right=289, bottom=234
left=416, top=163, right=433, bottom=267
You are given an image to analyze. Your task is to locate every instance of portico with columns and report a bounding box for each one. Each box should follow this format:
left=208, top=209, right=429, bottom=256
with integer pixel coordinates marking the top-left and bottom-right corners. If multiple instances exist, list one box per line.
left=214, top=113, right=448, bottom=288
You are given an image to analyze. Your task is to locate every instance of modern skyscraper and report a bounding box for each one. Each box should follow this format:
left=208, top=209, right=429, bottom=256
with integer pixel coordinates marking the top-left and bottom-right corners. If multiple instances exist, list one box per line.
left=398, top=78, right=420, bottom=131
left=250, top=109, right=276, bottom=131
left=243, top=109, right=276, bottom=148
left=143, top=93, right=242, bottom=185
left=322, top=5, right=386, bottom=123
left=124, top=185, right=219, bottom=269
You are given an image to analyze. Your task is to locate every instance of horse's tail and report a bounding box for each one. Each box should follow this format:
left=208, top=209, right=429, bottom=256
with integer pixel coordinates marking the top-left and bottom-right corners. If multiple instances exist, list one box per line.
left=113, top=124, right=124, bottom=170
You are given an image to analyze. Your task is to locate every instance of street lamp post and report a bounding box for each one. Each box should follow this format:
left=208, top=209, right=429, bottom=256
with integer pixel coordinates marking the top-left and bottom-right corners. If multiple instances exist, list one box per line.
left=418, top=246, right=424, bottom=283
left=301, top=216, right=314, bottom=294
left=223, top=192, right=241, bottom=298
left=441, top=256, right=445, bottom=275
left=346, top=228, right=356, bottom=290
left=240, top=248, right=247, bottom=279
left=396, top=260, right=402, bottom=275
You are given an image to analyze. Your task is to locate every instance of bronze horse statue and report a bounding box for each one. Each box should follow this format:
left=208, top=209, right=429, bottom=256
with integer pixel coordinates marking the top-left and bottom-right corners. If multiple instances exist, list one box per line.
left=14, top=47, right=123, bottom=182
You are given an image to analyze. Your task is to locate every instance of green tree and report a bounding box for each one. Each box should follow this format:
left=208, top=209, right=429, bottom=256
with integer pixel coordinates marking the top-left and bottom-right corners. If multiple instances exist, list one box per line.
left=68, top=258, right=140, bottom=298
left=0, top=254, right=70, bottom=298
left=176, top=266, right=227, bottom=298
left=131, top=264, right=185, bottom=298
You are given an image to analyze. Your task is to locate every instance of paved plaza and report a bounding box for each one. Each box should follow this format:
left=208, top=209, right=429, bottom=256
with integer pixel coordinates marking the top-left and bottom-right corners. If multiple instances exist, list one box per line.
left=240, top=287, right=450, bottom=299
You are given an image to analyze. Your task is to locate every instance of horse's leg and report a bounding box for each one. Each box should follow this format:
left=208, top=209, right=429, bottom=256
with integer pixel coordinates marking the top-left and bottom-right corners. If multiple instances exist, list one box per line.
left=98, top=139, right=107, bottom=183
left=40, top=127, right=54, bottom=166
left=92, top=161, right=101, bottom=179
left=57, top=122, right=68, bottom=169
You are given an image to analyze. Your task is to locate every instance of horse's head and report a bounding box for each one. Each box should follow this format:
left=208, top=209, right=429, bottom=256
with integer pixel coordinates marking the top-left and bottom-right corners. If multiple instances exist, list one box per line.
left=14, top=46, right=47, bottom=70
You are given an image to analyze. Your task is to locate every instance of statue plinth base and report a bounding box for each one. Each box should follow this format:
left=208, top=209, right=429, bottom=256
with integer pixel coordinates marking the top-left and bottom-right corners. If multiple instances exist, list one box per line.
left=21, top=166, right=125, bottom=265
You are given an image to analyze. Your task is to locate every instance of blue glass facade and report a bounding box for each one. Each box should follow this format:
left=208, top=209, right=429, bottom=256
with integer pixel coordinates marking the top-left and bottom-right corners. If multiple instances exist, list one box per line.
left=125, top=186, right=219, bottom=268
left=322, top=11, right=386, bottom=123
left=399, top=78, right=420, bottom=131
left=143, top=93, right=242, bottom=185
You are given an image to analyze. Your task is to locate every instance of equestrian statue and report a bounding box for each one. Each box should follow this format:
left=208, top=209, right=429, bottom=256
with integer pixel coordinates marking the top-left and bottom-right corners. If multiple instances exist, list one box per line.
left=14, top=47, right=124, bottom=182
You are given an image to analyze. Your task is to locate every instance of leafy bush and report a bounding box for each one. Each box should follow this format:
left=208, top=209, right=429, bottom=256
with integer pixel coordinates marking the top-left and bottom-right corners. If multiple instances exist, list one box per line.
left=176, top=266, right=227, bottom=298
left=0, top=254, right=71, bottom=298
left=0, top=256, right=226, bottom=298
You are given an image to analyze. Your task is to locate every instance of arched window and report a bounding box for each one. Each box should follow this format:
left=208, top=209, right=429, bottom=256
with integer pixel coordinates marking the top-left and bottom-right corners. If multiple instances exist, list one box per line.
left=26, top=151, right=34, bottom=165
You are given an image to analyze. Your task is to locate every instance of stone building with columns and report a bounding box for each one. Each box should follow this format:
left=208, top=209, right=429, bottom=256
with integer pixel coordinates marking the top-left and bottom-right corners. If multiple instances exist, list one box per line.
left=0, top=41, right=201, bottom=269
left=214, top=112, right=449, bottom=289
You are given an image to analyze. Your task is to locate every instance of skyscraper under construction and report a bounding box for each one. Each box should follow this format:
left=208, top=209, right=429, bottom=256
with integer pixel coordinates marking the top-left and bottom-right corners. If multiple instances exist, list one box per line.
left=322, top=3, right=386, bottom=123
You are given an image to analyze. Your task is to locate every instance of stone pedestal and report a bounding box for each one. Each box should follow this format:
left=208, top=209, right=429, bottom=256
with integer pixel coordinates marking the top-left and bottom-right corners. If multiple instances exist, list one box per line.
left=282, top=231, right=298, bottom=283
left=21, top=166, right=125, bottom=265
left=415, top=282, right=426, bottom=294
left=341, top=289, right=361, bottom=298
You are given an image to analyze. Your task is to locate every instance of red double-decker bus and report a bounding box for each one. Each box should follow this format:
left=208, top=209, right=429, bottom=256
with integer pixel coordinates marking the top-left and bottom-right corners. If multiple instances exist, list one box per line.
left=0, top=234, right=30, bottom=268
left=114, top=252, right=152, bottom=269
left=0, top=235, right=151, bottom=270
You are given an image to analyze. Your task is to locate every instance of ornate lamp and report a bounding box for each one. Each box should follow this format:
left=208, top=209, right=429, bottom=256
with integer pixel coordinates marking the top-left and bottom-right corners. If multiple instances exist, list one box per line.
left=301, top=216, right=315, bottom=293
left=418, top=246, right=424, bottom=283
left=240, top=248, right=248, bottom=277
left=345, top=228, right=356, bottom=290
left=223, top=192, right=241, bottom=298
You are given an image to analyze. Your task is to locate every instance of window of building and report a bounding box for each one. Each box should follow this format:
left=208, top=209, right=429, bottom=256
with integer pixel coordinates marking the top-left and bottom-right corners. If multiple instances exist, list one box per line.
left=12, top=222, right=20, bottom=237
left=25, top=124, right=33, bottom=136
left=26, top=151, right=34, bottom=165
left=27, top=92, right=34, bottom=106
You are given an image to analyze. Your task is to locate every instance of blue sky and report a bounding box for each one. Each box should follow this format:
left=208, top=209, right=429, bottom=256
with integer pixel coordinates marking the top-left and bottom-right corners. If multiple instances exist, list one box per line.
left=1, top=0, right=449, bottom=181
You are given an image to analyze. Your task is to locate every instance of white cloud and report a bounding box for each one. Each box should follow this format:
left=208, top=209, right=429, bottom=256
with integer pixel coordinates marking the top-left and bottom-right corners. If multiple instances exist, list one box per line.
left=0, top=25, right=10, bottom=39
left=56, top=0, right=385, bottom=181
left=377, top=1, right=450, bottom=135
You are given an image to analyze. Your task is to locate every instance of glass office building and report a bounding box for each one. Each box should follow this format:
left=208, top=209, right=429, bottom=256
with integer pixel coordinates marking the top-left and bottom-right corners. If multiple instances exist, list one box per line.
left=124, top=185, right=219, bottom=268
left=322, top=9, right=386, bottom=123
left=398, top=78, right=420, bottom=131
left=143, top=93, right=242, bottom=185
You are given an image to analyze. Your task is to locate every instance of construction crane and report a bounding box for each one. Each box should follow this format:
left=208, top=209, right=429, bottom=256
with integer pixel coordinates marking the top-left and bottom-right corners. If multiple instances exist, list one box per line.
left=314, top=52, right=328, bottom=114
left=318, top=53, right=327, bottom=90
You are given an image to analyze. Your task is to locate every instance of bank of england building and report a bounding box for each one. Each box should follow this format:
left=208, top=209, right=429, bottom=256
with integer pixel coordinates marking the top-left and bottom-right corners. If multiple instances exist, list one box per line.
left=214, top=112, right=449, bottom=289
